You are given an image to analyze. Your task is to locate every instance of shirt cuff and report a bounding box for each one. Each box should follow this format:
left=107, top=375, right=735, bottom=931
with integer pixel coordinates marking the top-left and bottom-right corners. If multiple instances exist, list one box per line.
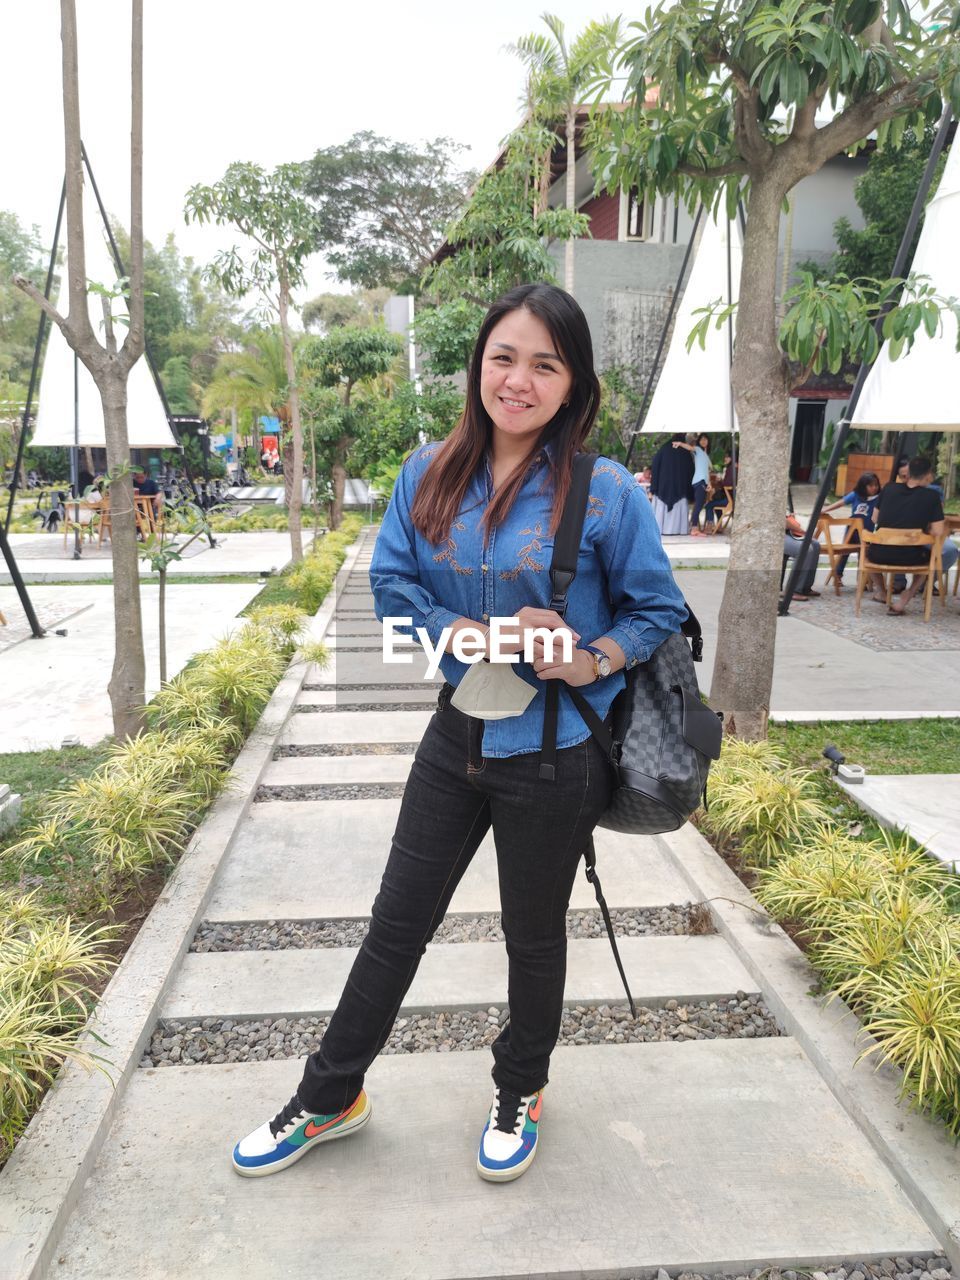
left=603, top=621, right=655, bottom=671
left=421, top=605, right=462, bottom=648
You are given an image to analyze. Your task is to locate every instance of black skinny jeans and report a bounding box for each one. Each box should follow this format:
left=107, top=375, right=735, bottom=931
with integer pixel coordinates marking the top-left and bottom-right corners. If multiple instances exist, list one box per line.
left=297, top=687, right=613, bottom=1114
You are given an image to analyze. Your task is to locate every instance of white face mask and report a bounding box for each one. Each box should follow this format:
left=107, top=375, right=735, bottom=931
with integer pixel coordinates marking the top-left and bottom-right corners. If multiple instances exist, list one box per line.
left=449, top=660, right=538, bottom=720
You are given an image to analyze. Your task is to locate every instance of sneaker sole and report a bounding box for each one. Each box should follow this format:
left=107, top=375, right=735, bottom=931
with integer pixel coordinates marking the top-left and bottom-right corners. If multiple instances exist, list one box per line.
left=232, top=1094, right=372, bottom=1178
left=476, top=1140, right=538, bottom=1183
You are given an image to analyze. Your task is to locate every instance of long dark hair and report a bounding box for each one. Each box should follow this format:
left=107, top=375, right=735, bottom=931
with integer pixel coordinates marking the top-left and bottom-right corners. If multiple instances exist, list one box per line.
left=854, top=471, right=880, bottom=499
left=410, top=283, right=601, bottom=543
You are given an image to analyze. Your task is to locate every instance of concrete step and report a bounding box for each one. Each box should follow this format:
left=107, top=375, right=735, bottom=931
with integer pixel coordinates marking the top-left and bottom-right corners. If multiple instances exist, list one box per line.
left=163, top=935, right=756, bottom=1021
left=51, top=1042, right=938, bottom=1280
left=298, top=687, right=441, bottom=707
left=279, top=710, right=433, bottom=746
left=204, top=802, right=693, bottom=920
left=261, top=754, right=414, bottom=786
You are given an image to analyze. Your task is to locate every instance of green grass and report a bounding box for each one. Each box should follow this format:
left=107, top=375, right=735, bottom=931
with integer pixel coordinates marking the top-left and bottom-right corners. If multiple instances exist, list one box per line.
left=770, top=717, right=960, bottom=775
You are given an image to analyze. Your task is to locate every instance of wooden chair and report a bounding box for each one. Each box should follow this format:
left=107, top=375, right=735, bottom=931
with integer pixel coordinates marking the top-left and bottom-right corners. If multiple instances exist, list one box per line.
left=708, top=486, right=735, bottom=535
left=855, top=529, right=943, bottom=623
left=96, top=495, right=111, bottom=547
left=816, top=514, right=864, bottom=595
left=134, top=495, right=161, bottom=536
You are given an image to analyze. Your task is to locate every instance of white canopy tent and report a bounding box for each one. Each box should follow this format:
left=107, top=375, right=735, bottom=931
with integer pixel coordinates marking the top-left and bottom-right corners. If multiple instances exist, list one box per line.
left=31, top=194, right=176, bottom=449
left=638, top=212, right=742, bottom=435
left=851, top=135, right=960, bottom=433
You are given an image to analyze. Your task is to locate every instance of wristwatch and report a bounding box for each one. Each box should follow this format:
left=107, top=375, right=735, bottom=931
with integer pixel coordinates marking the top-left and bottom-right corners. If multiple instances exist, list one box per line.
left=581, top=644, right=612, bottom=681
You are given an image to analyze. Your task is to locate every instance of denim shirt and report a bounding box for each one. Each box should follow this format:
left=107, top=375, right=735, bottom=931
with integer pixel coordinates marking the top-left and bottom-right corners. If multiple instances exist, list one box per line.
left=370, top=442, right=688, bottom=758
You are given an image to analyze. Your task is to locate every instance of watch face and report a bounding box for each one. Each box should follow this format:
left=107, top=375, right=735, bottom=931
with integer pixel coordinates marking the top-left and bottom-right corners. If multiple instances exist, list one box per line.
left=597, top=654, right=612, bottom=677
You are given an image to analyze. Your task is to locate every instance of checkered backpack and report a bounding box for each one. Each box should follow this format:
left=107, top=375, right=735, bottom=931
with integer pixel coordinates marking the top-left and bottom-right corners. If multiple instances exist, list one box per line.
left=538, top=452, right=723, bottom=1014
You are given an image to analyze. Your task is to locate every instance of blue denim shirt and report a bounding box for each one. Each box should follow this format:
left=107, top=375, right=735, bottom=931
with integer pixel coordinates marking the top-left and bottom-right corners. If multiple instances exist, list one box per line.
left=370, top=442, right=688, bottom=758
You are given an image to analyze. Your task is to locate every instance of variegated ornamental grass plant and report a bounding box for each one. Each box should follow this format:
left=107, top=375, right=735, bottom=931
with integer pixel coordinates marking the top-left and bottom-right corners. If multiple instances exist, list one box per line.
left=709, top=741, right=960, bottom=1137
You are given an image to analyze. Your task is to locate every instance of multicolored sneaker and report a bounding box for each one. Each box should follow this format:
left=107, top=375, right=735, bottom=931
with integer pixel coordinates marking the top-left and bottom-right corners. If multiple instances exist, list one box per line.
left=232, top=1090, right=371, bottom=1177
left=476, top=1086, right=543, bottom=1182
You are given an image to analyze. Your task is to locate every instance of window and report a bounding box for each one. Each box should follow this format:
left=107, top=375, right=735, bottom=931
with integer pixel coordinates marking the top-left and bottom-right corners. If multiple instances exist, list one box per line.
left=625, top=187, right=652, bottom=240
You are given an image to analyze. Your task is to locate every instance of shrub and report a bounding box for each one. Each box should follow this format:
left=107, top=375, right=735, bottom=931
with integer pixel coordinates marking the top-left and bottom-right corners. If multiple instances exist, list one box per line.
left=704, top=748, right=829, bottom=867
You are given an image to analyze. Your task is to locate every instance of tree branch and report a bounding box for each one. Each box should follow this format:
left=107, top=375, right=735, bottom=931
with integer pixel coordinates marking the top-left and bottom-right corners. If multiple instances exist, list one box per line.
left=121, top=0, right=144, bottom=372
left=722, top=54, right=772, bottom=166
left=810, top=74, right=932, bottom=166
left=791, top=81, right=829, bottom=141
left=13, top=274, right=72, bottom=336
left=676, top=159, right=749, bottom=179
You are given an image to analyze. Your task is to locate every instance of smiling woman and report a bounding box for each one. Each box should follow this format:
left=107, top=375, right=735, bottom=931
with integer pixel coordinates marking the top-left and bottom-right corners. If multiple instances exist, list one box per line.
left=231, top=282, right=689, bottom=1187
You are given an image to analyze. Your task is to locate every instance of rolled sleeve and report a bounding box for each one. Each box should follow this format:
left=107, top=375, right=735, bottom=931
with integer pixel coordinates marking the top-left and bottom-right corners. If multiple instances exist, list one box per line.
left=598, top=481, right=688, bottom=667
left=370, top=456, right=457, bottom=639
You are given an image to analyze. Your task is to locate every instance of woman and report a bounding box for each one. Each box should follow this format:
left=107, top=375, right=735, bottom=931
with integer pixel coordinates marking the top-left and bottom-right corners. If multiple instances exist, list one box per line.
left=672, top=434, right=712, bottom=535
left=232, top=283, right=687, bottom=1183
left=649, top=433, right=694, bottom=534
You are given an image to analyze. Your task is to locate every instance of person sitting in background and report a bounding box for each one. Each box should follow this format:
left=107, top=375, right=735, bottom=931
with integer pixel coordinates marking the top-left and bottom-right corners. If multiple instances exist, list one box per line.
left=672, top=433, right=712, bottom=535
left=702, top=454, right=736, bottom=532
left=867, top=456, right=958, bottom=615
left=822, top=471, right=880, bottom=590
left=783, top=511, right=822, bottom=601
left=133, top=469, right=162, bottom=521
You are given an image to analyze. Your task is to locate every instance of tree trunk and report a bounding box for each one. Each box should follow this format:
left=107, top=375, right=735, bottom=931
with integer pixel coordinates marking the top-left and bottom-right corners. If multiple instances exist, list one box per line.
left=278, top=278, right=304, bottom=563
left=100, top=384, right=147, bottom=739
left=330, top=436, right=349, bottom=531
left=564, top=106, right=576, bottom=293
left=709, top=175, right=792, bottom=740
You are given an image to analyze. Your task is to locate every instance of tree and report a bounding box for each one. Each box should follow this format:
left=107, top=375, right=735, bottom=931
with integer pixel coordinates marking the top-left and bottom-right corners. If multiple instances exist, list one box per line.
left=422, top=121, right=589, bottom=305
left=161, top=354, right=197, bottom=414
left=14, top=0, right=148, bottom=741
left=0, top=211, right=51, bottom=385
left=185, top=162, right=319, bottom=563
left=297, top=326, right=402, bottom=528
left=508, top=14, right=623, bottom=292
left=413, top=298, right=486, bottom=376
left=303, top=132, right=474, bottom=290
left=590, top=0, right=960, bottom=738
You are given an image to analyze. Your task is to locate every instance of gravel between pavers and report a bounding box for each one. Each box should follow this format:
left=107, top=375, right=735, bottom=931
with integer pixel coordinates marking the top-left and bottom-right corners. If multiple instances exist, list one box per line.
left=191, top=906, right=710, bottom=951
left=301, top=683, right=431, bottom=691
left=255, top=782, right=408, bottom=802
left=623, top=1264, right=953, bottom=1280
left=273, top=742, right=419, bottom=757
left=141, top=995, right=779, bottom=1066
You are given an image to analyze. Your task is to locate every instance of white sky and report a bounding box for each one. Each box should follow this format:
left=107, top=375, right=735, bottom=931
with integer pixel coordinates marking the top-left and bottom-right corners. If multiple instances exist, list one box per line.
left=1, top=0, right=614, bottom=303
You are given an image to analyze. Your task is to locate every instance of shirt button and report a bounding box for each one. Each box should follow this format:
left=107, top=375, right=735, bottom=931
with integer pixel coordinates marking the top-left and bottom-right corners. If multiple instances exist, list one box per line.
left=481, top=564, right=488, bottom=572
left=482, top=613, right=489, bottom=621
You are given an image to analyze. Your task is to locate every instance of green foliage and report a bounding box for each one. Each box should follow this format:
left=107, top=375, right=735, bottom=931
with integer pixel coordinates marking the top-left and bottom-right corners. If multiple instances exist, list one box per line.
left=350, top=379, right=462, bottom=477
left=0, top=210, right=50, bottom=385
left=161, top=355, right=198, bottom=414
left=303, top=132, right=474, bottom=290
left=589, top=366, right=645, bottom=460
left=710, top=739, right=960, bottom=1137
left=413, top=300, right=485, bottom=377
left=298, top=326, right=403, bottom=401
left=302, top=292, right=364, bottom=333
left=588, top=0, right=959, bottom=221
left=201, top=328, right=289, bottom=423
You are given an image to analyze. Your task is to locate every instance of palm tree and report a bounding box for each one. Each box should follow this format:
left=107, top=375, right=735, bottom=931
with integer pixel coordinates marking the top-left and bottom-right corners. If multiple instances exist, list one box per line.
left=508, top=15, right=622, bottom=294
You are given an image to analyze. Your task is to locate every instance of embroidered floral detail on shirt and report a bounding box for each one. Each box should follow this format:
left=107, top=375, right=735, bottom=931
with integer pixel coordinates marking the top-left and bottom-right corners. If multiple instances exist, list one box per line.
left=586, top=494, right=605, bottom=520
left=592, top=463, right=622, bottom=486
left=500, top=523, right=549, bottom=580
left=433, top=520, right=473, bottom=576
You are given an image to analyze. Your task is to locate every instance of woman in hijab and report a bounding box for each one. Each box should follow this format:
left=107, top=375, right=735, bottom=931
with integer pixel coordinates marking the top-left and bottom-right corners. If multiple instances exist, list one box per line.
left=649, top=434, right=694, bottom=535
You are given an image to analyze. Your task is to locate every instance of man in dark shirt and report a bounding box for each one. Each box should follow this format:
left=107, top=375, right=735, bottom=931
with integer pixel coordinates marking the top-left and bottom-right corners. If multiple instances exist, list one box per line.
left=867, top=456, right=957, bottom=613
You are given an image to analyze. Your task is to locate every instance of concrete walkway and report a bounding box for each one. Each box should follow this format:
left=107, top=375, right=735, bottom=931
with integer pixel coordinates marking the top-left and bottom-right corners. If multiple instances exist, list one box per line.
left=838, top=774, right=960, bottom=871
left=4, top=531, right=957, bottom=1280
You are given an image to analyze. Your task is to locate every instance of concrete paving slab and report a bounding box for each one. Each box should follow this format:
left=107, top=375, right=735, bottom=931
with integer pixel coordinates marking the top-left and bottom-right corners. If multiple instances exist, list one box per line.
left=162, top=934, right=758, bottom=1020
left=260, top=754, right=414, bottom=786
left=279, top=709, right=433, bottom=745
left=51, top=1042, right=938, bottom=1280
left=675, top=570, right=960, bottom=720
left=0, top=583, right=261, bottom=750
left=204, top=803, right=692, bottom=920
left=837, top=774, right=960, bottom=871
left=1, top=530, right=313, bottom=583
left=298, top=686, right=441, bottom=706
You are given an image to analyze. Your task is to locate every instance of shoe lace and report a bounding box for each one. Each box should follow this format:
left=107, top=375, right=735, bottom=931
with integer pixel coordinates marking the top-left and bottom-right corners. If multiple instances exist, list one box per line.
left=269, top=1095, right=306, bottom=1139
left=492, top=1088, right=526, bottom=1137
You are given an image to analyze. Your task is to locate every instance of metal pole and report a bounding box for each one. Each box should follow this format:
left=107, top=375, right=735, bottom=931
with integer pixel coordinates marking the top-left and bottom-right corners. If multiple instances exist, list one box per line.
left=624, top=203, right=705, bottom=470
left=5, top=180, right=67, bottom=535
left=779, top=107, right=954, bottom=614
left=0, top=524, right=44, bottom=639
left=79, top=142, right=215, bottom=546
left=72, top=351, right=81, bottom=558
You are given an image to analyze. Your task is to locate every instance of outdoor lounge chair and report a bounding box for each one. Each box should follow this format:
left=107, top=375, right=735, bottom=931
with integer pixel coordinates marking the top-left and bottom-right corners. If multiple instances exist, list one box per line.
left=855, top=528, right=944, bottom=623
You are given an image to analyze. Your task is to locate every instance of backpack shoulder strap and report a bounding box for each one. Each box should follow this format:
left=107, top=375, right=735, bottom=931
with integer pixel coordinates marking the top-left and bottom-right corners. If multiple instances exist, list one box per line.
left=539, top=451, right=597, bottom=781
